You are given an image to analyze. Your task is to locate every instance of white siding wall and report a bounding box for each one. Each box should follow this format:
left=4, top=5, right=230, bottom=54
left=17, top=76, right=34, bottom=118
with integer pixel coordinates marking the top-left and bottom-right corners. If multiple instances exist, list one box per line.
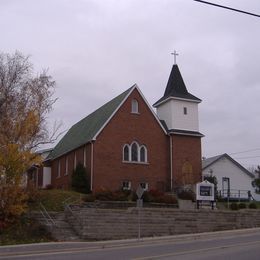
left=43, top=167, right=52, bottom=188
left=202, top=157, right=256, bottom=199
left=157, top=99, right=199, bottom=131
left=156, top=101, right=173, bottom=129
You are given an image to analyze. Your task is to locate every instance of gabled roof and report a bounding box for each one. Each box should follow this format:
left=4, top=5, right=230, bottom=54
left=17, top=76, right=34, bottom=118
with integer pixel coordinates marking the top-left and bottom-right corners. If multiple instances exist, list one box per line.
left=48, top=85, right=135, bottom=160
left=202, top=153, right=254, bottom=178
left=47, top=84, right=167, bottom=161
left=153, top=64, right=201, bottom=107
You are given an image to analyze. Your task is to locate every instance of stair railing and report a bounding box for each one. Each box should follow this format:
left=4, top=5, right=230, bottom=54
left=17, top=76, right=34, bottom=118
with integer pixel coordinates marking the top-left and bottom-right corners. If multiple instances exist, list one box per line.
left=63, top=196, right=82, bottom=236
left=39, top=202, right=56, bottom=226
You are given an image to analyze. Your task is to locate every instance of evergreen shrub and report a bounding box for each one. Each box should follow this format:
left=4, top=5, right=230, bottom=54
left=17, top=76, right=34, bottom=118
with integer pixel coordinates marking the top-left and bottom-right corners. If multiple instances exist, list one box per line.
left=71, top=163, right=90, bottom=194
left=238, top=203, right=247, bottom=209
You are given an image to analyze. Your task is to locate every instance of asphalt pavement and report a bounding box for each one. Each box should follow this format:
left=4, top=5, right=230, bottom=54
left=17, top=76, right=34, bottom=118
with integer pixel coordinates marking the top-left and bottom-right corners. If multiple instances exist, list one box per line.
left=1, top=228, right=260, bottom=259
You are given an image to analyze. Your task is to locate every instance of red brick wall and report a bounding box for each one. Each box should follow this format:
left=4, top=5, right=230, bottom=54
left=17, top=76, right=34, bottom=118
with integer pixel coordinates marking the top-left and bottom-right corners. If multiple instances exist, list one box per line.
left=50, top=88, right=202, bottom=192
left=92, top=88, right=170, bottom=192
left=51, top=144, right=91, bottom=189
left=171, top=134, right=202, bottom=188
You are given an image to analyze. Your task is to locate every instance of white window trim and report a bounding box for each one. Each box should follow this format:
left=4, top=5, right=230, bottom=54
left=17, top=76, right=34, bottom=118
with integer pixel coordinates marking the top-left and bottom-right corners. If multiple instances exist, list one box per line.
left=122, top=181, right=131, bottom=190
left=123, top=144, right=130, bottom=162
left=140, top=182, right=148, bottom=191
left=130, top=141, right=139, bottom=162
left=131, top=99, right=139, bottom=114
left=57, top=160, right=61, bottom=178
left=74, top=152, right=77, bottom=170
left=122, top=142, right=148, bottom=164
left=65, top=156, right=68, bottom=176
left=83, top=146, right=87, bottom=167
left=140, top=145, right=148, bottom=163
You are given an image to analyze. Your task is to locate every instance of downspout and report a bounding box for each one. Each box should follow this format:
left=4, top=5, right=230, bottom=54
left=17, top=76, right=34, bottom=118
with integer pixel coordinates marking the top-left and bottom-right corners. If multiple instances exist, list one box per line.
left=90, top=141, right=94, bottom=191
left=170, top=135, right=173, bottom=191
left=36, top=167, right=39, bottom=189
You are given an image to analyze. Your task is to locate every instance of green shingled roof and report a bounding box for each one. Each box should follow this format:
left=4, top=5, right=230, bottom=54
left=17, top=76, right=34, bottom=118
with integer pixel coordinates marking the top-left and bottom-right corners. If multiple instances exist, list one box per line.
left=48, top=86, right=134, bottom=160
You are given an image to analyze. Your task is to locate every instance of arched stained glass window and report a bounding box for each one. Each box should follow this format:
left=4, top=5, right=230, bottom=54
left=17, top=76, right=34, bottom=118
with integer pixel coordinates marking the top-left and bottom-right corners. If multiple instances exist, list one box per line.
left=140, top=146, right=147, bottom=162
left=122, top=142, right=148, bottom=163
left=131, top=142, right=138, bottom=162
left=123, top=145, right=130, bottom=161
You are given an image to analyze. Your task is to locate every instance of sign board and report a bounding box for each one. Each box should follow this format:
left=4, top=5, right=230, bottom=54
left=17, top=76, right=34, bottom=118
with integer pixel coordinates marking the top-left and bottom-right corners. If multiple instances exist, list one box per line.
left=136, top=185, right=144, bottom=199
left=196, top=180, right=215, bottom=201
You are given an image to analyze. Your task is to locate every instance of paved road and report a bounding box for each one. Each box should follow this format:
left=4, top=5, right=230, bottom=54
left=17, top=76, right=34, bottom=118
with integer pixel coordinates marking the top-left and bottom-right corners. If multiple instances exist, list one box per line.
left=1, top=228, right=260, bottom=259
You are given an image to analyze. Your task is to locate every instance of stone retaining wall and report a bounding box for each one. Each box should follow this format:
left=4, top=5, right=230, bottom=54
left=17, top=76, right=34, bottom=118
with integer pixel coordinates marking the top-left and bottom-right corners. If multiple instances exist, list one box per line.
left=65, top=207, right=260, bottom=240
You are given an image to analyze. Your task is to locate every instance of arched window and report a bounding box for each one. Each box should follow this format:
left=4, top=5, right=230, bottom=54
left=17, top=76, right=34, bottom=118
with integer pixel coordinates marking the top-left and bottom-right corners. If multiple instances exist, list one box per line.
left=123, top=145, right=130, bottom=161
left=131, top=142, right=138, bottom=162
left=122, top=142, right=148, bottom=163
left=131, top=99, right=139, bottom=113
left=140, top=146, right=147, bottom=162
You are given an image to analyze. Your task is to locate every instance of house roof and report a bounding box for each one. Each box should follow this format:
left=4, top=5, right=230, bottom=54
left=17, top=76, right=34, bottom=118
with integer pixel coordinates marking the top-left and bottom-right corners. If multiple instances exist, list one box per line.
left=47, top=84, right=167, bottom=161
left=47, top=85, right=135, bottom=160
left=153, top=64, right=201, bottom=107
left=202, top=153, right=254, bottom=178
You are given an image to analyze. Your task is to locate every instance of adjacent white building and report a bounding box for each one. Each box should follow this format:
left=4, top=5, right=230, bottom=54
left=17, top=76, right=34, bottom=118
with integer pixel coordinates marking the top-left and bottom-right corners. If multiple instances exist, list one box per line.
left=202, top=153, right=259, bottom=201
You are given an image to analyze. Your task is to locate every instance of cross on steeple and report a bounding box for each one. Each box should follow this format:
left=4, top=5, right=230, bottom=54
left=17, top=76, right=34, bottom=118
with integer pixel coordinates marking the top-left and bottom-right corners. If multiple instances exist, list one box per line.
left=171, top=50, right=179, bottom=65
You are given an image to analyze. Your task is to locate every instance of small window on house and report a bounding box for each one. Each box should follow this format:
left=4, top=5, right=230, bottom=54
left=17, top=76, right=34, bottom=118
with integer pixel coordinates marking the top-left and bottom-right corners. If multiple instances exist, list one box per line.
left=123, top=145, right=130, bottom=161
left=140, top=146, right=147, bottom=162
left=184, top=107, right=187, bottom=115
left=131, top=142, right=138, bottom=162
left=83, top=146, right=87, bottom=167
left=74, top=152, right=77, bottom=170
left=65, top=156, right=68, bottom=175
left=122, top=181, right=131, bottom=190
left=57, top=160, right=61, bottom=178
left=140, top=182, right=148, bottom=191
left=131, top=99, right=139, bottom=114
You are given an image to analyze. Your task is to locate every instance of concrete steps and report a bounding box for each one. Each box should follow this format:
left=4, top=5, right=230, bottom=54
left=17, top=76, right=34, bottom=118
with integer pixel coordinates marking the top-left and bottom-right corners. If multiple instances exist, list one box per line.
left=30, top=211, right=82, bottom=242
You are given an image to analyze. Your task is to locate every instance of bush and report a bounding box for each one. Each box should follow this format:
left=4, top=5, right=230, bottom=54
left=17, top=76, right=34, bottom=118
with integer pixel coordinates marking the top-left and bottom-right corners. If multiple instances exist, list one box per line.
left=82, top=194, right=95, bottom=202
left=146, top=190, right=177, bottom=204
left=230, top=203, right=239, bottom=210
left=249, top=202, right=257, bottom=209
left=44, top=184, right=53, bottom=190
left=94, top=190, right=131, bottom=201
left=177, top=190, right=195, bottom=201
left=71, top=163, right=90, bottom=194
left=238, top=203, right=247, bottom=209
left=0, top=185, right=28, bottom=229
left=92, top=189, right=178, bottom=204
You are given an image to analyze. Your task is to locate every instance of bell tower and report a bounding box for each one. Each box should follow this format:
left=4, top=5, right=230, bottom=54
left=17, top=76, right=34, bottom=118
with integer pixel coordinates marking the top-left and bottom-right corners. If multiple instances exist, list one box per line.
left=153, top=62, right=203, bottom=190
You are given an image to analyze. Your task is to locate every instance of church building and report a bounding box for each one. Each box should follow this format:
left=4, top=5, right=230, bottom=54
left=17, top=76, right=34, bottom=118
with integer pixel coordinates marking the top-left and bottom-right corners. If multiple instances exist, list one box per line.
left=44, top=64, right=203, bottom=192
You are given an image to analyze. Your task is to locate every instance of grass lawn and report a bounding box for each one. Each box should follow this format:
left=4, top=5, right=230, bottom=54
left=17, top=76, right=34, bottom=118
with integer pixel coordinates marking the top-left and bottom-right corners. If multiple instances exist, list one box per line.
left=29, top=189, right=85, bottom=212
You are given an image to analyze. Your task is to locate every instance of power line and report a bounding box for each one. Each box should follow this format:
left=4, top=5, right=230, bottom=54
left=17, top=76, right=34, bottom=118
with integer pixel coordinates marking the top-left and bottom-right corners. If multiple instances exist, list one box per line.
left=193, top=0, right=260, bottom=18
left=234, top=155, right=260, bottom=160
left=230, top=148, right=260, bottom=156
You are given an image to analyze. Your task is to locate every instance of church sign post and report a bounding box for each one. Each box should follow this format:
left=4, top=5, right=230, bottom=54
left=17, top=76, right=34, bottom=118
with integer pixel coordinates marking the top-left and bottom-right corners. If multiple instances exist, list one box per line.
left=136, top=185, right=144, bottom=241
left=196, top=180, right=215, bottom=209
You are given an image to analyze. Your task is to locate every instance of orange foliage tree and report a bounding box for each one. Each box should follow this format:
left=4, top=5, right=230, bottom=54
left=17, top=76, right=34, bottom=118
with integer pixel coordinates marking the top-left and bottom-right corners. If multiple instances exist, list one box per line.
left=0, top=51, right=57, bottom=227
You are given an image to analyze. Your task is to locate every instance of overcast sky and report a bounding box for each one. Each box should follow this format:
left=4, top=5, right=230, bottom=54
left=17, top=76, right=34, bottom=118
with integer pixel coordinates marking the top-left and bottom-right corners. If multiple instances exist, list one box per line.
left=1, top=0, right=260, bottom=169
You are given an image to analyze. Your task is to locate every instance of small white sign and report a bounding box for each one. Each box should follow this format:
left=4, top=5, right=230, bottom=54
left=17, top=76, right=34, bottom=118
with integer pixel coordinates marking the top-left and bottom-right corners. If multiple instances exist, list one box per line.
left=136, top=185, right=145, bottom=199
left=196, top=180, right=215, bottom=201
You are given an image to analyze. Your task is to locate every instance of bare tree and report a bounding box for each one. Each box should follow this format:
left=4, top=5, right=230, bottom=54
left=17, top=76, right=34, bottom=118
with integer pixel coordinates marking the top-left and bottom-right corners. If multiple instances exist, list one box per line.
left=0, top=51, right=58, bottom=151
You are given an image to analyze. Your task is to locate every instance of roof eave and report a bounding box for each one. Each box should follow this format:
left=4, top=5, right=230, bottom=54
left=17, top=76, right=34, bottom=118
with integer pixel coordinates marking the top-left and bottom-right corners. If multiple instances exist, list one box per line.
left=153, top=96, right=201, bottom=108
